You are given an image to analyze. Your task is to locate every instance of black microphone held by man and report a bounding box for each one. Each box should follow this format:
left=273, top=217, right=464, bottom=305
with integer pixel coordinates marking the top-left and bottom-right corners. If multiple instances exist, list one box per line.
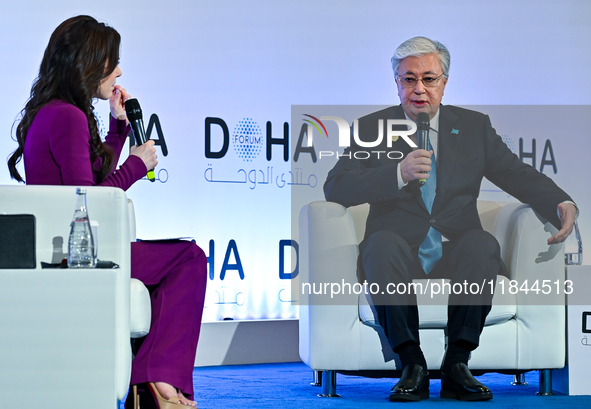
left=416, top=112, right=430, bottom=186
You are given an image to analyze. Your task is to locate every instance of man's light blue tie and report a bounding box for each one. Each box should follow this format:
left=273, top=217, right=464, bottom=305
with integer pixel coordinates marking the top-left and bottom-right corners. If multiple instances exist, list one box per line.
left=418, top=141, right=442, bottom=274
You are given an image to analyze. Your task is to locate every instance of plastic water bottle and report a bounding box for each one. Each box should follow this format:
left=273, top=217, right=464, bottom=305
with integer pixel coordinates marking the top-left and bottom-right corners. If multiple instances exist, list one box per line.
left=68, top=188, right=95, bottom=268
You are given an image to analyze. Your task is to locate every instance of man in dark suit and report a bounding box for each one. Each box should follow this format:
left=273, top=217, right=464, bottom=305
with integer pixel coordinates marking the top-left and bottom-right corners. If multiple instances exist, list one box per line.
left=323, top=36, right=577, bottom=402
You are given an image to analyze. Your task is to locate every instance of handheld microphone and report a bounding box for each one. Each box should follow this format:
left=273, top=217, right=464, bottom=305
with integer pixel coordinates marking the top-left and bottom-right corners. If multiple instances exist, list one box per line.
left=125, top=98, right=155, bottom=182
left=416, top=112, right=430, bottom=187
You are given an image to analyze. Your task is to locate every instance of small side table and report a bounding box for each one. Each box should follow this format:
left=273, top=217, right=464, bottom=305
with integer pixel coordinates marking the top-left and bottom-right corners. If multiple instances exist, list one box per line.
left=554, top=264, right=591, bottom=395
left=0, top=268, right=122, bottom=408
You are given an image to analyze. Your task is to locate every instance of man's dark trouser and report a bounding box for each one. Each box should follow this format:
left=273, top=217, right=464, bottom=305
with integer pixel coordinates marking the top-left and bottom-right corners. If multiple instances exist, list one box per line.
left=360, top=229, right=503, bottom=353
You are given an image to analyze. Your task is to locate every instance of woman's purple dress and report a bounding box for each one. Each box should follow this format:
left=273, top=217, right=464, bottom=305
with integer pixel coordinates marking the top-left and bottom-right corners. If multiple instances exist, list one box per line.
left=23, top=100, right=207, bottom=399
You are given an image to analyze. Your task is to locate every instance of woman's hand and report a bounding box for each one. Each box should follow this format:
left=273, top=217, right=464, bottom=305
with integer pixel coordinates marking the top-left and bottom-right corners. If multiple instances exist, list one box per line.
left=130, top=140, right=158, bottom=171
left=110, top=85, right=130, bottom=124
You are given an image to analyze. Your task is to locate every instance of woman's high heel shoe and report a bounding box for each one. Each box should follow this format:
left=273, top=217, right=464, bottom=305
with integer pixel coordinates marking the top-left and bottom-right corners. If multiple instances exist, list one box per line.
left=125, top=383, right=196, bottom=409
left=124, top=385, right=140, bottom=409
left=148, top=382, right=195, bottom=408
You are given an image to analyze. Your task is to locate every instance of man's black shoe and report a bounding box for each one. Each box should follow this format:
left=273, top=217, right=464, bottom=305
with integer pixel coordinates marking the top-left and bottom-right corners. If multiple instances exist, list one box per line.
left=389, top=364, right=429, bottom=402
left=441, top=362, right=493, bottom=401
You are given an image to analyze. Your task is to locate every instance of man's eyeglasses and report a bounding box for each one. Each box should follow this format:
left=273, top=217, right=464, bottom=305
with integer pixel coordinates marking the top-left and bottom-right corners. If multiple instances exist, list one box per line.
left=397, top=73, right=445, bottom=88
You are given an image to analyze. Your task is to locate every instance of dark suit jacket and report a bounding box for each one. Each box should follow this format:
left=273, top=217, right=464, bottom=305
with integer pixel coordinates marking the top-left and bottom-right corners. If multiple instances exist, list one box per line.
left=324, top=105, right=572, bottom=249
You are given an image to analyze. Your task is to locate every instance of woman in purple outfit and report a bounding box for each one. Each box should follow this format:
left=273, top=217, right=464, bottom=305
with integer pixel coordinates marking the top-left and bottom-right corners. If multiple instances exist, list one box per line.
left=8, top=15, right=206, bottom=408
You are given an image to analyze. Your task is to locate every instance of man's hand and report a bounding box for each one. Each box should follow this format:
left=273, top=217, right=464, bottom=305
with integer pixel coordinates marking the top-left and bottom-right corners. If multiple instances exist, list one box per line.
left=548, top=202, right=577, bottom=245
left=400, top=149, right=433, bottom=184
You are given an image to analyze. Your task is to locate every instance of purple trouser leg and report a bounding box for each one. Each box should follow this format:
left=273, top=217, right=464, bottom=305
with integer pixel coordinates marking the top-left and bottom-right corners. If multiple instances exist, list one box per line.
left=129, top=240, right=207, bottom=400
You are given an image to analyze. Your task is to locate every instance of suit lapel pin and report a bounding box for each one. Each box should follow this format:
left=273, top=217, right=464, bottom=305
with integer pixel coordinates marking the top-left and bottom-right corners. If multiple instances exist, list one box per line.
left=451, top=128, right=459, bottom=135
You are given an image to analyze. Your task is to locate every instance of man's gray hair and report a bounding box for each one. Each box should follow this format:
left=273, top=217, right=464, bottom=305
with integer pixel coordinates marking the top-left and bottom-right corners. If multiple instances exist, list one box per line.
left=391, top=36, right=451, bottom=78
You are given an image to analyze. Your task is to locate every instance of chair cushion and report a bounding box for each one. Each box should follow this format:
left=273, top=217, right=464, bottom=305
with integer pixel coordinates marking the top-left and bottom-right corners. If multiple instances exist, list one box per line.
left=359, top=276, right=516, bottom=329
left=130, top=278, right=151, bottom=338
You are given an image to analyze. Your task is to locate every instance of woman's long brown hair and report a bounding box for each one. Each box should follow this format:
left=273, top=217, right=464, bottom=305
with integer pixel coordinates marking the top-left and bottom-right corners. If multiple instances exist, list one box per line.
left=8, top=15, right=120, bottom=183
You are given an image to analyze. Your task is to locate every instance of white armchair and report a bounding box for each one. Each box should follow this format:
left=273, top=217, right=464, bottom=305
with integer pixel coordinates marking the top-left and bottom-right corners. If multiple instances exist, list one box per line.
left=298, top=200, right=566, bottom=396
left=0, top=185, right=150, bottom=408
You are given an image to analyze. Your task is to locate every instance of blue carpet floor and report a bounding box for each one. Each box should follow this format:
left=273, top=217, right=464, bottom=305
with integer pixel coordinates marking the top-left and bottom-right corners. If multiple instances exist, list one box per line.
left=121, top=362, right=591, bottom=408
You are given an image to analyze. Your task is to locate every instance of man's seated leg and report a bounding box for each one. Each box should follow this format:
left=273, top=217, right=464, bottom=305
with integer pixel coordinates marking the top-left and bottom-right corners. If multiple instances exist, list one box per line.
left=360, top=230, right=429, bottom=401
left=432, top=229, right=501, bottom=401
